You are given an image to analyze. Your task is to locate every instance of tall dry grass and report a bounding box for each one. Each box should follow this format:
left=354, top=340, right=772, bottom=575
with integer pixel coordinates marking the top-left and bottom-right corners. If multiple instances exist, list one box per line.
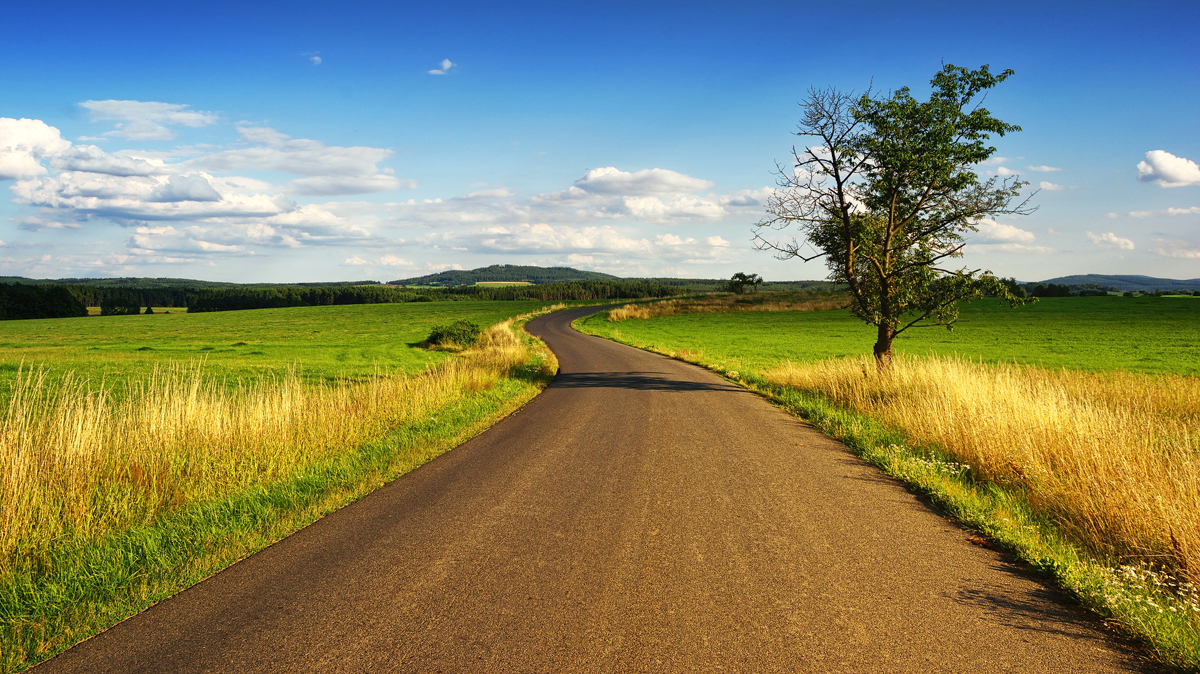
left=607, top=292, right=847, bottom=322
left=0, top=316, right=551, bottom=562
left=766, top=355, right=1200, bottom=583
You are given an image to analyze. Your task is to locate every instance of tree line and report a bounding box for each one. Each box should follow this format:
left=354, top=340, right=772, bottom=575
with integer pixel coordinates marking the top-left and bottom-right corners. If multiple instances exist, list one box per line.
left=0, top=280, right=685, bottom=320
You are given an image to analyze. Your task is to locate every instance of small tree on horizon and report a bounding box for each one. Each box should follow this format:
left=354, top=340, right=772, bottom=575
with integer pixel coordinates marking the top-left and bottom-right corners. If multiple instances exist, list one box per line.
left=754, top=63, right=1033, bottom=366
left=728, top=272, right=763, bottom=294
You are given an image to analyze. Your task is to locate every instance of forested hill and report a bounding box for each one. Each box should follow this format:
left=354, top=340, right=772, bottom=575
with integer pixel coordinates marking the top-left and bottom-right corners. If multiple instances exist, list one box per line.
left=390, top=265, right=617, bottom=286
left=1037, top=274, right=1200, bottom=292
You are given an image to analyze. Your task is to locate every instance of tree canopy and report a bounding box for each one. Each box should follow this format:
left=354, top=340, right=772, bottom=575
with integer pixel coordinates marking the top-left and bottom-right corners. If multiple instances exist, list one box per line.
left=754, top=64, right=1033, bottom=364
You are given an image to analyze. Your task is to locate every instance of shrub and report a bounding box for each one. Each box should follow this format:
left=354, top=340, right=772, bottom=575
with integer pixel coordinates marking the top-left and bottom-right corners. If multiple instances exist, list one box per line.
left=425, top=320, right=482, bottom=349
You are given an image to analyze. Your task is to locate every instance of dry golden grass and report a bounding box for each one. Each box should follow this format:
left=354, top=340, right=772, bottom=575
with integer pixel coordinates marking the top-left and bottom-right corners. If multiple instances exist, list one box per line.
left=607, top=292, right=848, bottom=322
left=0, top=314, right=555, bottom=562
left=766, top=355, right=1200, bottom=583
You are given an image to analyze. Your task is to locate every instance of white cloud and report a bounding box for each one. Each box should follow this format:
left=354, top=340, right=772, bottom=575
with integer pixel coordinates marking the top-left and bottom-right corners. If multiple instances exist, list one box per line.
left=17, top=215, right=83, bottom=231
left=1039, top=181, right=1065, bottom=191
left=0, top=118, right=72, bottom=179
left=1087, top=231, right=1135, bottom=250
left=975, top=218, right=1037, bottom=244
left=49, top=144, right=162, bottom=176
left=80, top=100, right=218, bottom=140
left=994, top=166, right=1019, bottom=176
left=304, top=52, right=322, bottom=66
left=1028, top=165, right=1061, bottom=172
left=574, top=167, right=714, bottom=195
left=969, top=218, right=1053, bottom=254
left=129, top=225, right=246, bottom=256
left=150, top=174, right=222, bottom=202
left=1128, top=206, right=1200, bottom=218
left=341, top=253, right=412, bottom=268
left=427, top=59, right=456, bottom=75
left=1152, top=240, right=1200, bottom=259
left=1137, top=150, right=1200, bottom=188
left=12, top=171, right=289, bottom=221
left=186, top=124, right=409, bottom=194
left=707, top=235, right=730, bottom=247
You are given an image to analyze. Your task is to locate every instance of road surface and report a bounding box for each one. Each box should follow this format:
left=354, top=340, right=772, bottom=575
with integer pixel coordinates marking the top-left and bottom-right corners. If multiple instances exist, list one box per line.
left=38, top=306, right=1144, bottom=672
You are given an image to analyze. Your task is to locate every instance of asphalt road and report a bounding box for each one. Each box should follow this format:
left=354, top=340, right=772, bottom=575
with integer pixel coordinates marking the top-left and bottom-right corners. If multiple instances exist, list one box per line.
left=38, top=306, right=1145, bottom=672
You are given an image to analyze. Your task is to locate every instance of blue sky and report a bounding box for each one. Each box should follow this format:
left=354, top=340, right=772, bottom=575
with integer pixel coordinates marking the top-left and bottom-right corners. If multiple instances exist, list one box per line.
left=1, top=1, right=1197, bottom=282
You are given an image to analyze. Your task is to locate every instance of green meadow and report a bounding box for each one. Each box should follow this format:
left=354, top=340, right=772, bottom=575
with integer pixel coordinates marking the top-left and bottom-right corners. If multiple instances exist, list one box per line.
left=0, top=300, right=556, bottom=391
left=579, top=296, right=1200, bottom=376
left=1, top=299, right=567, bottom=672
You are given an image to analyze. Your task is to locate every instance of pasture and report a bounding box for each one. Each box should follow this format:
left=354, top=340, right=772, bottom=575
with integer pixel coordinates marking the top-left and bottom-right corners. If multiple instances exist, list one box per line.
left=580, top=296, right=1200, bottom=375
left=0, top=300, right=560, bottom=671
left=0, top=300, right=554, bottom=391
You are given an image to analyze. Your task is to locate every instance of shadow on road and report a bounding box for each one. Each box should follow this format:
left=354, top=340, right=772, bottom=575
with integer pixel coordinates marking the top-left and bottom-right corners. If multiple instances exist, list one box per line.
left=551, top=371, right=741, bottom=393
left=955, top=577, right=1152, bottom=671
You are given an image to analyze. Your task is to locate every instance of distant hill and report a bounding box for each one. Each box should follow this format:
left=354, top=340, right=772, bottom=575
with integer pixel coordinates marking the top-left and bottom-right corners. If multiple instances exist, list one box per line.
left=391, top=265, right=618, bottom=286
left=1036, top=274, right=1200, bottom=292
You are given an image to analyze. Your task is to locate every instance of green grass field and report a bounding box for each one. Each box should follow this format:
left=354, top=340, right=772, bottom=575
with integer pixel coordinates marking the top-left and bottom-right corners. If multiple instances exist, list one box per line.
left=0, top=300, right=556, bottom=390
left=579, top=296, right=1200, bottom=375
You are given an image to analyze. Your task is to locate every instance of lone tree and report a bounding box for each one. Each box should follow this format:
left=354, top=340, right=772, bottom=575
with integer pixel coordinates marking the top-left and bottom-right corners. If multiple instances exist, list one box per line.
left=754, top=64, right=1033, bottom=366
left=728, top=272, right=763, bottom=294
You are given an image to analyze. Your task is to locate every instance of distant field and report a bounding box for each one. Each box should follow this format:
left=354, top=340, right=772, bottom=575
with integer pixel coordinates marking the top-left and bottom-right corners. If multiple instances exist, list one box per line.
left=474, top=281, right=533, bottom=287
left=579, top=296, right=1200, bottom=375
left=0, top=300, right=554, bottom=389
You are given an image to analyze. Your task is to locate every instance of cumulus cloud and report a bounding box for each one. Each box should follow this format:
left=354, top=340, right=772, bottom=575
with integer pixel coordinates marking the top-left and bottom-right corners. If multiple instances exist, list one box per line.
left=1028, top=165, right=1061, bottom=172
left=80, top=100, right=218, bottom=140
left=574, top=167, right=714, bottom=195
left=707, top=235, right=730, bottom=247
left=129, top=225, right=246, bottom=257
left=186, top=124, right=409, bottom=195
left=428, top=59, right=455, bottom=75
left=1039, top=181, right=1065, bottom=191
left=1087, top=231, right=1135, bottom=250
left=49, top=144, right=162, bottom=176
left=1128, top=206, right=1200, bottom=218
left=994, top=166, right=1019, bottom=176
left=1137, top=150, right=1200, bottom=187
left=968, top=218, right=1052, bottom=254
left=0, top=118, right=72, bottom=179
left=1152, top=240, right=1200, bottom=259
left=343, top=253, right=412, bottom=268
left=150, top=174, right=222, bottom=202
left=12, top=171, right=289, bottom=221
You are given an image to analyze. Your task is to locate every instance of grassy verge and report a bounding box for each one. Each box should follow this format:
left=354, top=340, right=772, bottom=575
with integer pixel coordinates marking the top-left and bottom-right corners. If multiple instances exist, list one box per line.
left=0, top=308, right=561, bottom=673
left=577, top=310, right=1200, bottom=670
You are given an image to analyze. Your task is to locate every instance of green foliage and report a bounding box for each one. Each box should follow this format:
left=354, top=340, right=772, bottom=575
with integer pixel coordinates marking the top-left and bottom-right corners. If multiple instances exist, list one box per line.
left=99, top=291, right=141, bottom=316
left=425, top=319, right=482, bottom=349
left=1030, top=283, right=1073, bottom=297
left=756, top=64, right=1032, bottom=362
left=727, top=272, right=763, bottom=294
left=0, top=284, right=87, bottom=320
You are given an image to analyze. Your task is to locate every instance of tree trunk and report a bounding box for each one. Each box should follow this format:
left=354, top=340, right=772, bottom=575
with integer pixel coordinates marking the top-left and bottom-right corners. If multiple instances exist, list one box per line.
left=873, top=323, right=893, bottom=369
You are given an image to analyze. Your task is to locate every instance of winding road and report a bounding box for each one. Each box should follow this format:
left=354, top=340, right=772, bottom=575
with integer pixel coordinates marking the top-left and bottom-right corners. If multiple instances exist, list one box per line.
left=38, top=306, right=1143, bottom=672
